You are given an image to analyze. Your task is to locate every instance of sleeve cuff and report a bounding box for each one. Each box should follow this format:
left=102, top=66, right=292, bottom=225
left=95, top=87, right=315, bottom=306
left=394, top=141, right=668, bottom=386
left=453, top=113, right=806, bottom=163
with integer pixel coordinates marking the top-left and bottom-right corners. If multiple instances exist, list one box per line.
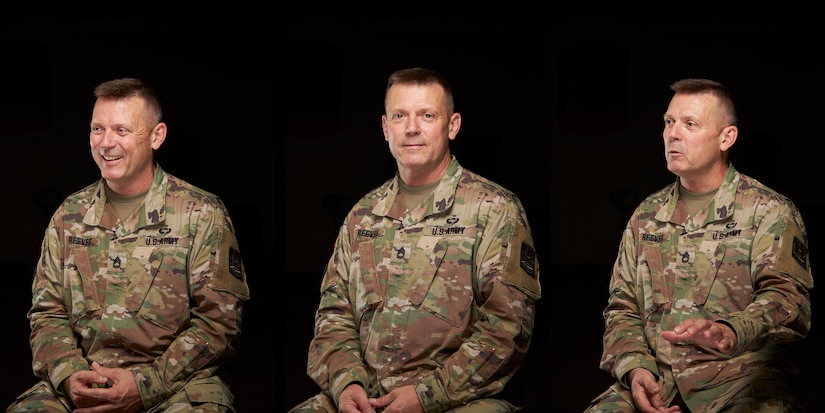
left=416, top=372, right=454, bottom=413
left=133, top=366, right=164, bottom=408
left=614, top=353, right=658, bottom=388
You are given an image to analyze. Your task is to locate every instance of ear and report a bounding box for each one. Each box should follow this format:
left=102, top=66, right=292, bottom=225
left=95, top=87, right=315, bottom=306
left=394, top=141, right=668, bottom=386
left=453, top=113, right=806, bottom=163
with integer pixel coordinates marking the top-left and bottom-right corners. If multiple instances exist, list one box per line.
left=151, top=122, right=167, bottom=150
left=720, top=125, right=737, bottom=151
left=381, top=115, right=390, bottom=142
left=448, top=113, right=461, bottom=140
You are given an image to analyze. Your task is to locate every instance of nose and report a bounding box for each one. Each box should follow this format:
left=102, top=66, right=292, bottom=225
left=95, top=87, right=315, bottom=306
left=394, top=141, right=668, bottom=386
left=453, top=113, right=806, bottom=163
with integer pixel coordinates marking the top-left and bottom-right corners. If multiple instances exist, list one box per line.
left=98, top=129, right=117, bottom=147
left=664, top=124, right=679, bottom=141
left=405, top=118, right=420, bottom=136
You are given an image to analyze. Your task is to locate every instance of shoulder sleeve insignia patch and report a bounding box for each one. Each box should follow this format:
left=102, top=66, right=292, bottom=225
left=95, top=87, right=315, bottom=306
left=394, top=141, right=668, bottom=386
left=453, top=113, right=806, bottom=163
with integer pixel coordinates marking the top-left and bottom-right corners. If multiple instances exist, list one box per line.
left=792, top=236, right=808, bottom=270
left=229, top=247, right=243, bottom=280
left=520, top=242, right=536, bottom=277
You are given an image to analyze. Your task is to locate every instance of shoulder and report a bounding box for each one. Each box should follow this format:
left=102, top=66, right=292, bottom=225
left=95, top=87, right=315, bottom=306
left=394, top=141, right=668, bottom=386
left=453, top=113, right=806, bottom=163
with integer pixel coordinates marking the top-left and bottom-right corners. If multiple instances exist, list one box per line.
left=458, top=168, right=520, bottom=201
left=737, top=173, right=799, bottom=210
left=631, top=182, right=676, bottom=216
left=162, top=172, right=234, bottom=224
left=164, top=172, right=222, bottom=205
left=59, top=180, right=102, bottom=212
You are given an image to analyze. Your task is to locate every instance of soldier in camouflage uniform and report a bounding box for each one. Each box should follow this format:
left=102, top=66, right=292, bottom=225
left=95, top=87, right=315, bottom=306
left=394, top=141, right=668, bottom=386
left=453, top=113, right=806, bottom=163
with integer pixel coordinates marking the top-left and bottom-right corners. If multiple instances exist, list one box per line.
left=7, top=78, right=250, bottom=413
left=289, top=68, right=542, bottom=413
left=585, top=79, right=813, bottom=413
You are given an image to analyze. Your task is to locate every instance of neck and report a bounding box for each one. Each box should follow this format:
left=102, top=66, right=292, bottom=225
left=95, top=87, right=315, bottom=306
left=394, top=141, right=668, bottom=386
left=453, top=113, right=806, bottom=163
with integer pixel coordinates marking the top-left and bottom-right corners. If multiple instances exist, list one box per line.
left=106, top=164, right=156, bottom=196
left=679, top=163, right=728, bottom=193
left=398, top=156, right=451, bottom=186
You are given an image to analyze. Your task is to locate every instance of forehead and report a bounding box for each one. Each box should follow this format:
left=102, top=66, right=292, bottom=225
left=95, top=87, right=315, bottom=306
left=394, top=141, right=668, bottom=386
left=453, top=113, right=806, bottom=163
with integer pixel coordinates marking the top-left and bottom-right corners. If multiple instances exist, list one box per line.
left=667, top=92, right=720, bottom=116
left=92, top=96, right=146, bottom=121
left=386, top=83, right=446, bottom=109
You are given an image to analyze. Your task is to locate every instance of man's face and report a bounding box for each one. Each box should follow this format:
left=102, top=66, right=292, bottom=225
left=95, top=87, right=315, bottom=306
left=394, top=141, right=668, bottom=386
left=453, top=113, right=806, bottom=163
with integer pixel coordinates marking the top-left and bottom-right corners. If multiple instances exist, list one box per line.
left=662, top=92, right=730, bottom=180
left=381, top=83, right=458, bottom=177
left=90, top=96, right=162, bottom=195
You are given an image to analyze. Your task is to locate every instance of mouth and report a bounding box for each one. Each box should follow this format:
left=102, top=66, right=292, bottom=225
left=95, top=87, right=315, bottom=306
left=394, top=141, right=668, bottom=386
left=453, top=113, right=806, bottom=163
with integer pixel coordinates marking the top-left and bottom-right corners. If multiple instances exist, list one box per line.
left=101, top=154, right=123, bottom=161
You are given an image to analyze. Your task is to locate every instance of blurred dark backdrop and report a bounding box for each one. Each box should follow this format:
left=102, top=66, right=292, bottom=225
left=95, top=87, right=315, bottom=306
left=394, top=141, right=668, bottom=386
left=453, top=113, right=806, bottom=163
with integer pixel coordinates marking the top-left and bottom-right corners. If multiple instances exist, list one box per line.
left=1, top=17, right=275, bottom=411
left=284, top=15, right=823, bottom=412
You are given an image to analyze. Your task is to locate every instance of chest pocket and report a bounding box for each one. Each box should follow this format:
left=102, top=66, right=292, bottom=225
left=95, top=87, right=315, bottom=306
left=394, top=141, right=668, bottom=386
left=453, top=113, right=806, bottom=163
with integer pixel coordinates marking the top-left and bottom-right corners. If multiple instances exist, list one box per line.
left=132, top=244, right=191, bottom=331
left=415, top=236, right=475, bottom=327
left=701, top=226, right=755, bottom=310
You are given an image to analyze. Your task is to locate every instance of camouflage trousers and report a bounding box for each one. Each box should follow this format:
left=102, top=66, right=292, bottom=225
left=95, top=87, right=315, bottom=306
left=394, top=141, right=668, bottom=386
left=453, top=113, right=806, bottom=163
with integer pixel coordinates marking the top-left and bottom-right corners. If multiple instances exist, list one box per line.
left=583, top=381, right=804, bottom=413
left=7, top=378, right=234, bottom=413
left=288, top=392, right=520, bottom=413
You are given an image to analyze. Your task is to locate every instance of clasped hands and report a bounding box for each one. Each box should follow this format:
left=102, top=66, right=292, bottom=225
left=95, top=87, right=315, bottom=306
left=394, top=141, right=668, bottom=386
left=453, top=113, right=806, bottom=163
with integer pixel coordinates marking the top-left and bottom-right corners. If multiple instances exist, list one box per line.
left=337, top=382, right=424, bottom=413
left=62, top=361, right=142, bottom=413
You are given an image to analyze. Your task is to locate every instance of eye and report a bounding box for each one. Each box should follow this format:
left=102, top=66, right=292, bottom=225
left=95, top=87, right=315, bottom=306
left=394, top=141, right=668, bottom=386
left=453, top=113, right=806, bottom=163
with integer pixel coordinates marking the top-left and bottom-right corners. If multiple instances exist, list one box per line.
left=117, top=128, right=130, bottom=135
left=91, top=126, right=103, bottom=133
left=391, top=113, right=404, bottom=121
left=424, top=113, right=435, bottom=120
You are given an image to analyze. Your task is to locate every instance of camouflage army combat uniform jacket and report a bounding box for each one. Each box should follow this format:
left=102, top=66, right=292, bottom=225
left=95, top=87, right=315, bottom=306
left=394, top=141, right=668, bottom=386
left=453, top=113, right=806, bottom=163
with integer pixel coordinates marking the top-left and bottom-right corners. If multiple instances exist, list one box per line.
left=599, top=164, right=813, bottom=412
left=26, top=164, right=250, bottom=408
left=307, top=157, right=542, bottom=412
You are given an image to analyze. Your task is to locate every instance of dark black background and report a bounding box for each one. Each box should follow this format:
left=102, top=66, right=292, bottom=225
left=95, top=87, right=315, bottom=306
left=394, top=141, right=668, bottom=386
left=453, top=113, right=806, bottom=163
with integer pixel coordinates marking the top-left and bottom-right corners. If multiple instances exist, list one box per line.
left=1, top=16, right=275, bottom=411
left=284, top=15, right=823, bottom=413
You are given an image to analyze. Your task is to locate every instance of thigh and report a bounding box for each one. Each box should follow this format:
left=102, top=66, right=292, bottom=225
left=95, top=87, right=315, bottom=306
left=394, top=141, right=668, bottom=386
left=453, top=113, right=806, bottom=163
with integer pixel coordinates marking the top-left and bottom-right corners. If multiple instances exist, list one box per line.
left=287, top=393, right=337, bottom=413
left=720, top=378, right=804, bottom=413
left=6, top=381, right=72, bottom=413
left=449, top=398, right=518, bottom=413
left=150, top=378, right=235, bottom=413
left=721, top=389, right=803, bottom=413
left=583, top=386, right=636, bottom=413
left=153, top=402, right=231, bottom=413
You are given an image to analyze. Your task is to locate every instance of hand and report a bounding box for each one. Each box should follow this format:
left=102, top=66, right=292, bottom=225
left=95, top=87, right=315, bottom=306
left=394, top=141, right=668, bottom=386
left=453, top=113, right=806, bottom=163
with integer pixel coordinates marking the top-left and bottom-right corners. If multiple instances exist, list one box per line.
left=338, top=383, right=375, bottom=413
left=661, top=318, right=738, bottom=355
left=68, top=362, right=142, bottom=413
left=627, top=369, right=681, bottom=413
left=63, top=366, right=110, bottom=409
left=369, top=385, right=423, bottom=413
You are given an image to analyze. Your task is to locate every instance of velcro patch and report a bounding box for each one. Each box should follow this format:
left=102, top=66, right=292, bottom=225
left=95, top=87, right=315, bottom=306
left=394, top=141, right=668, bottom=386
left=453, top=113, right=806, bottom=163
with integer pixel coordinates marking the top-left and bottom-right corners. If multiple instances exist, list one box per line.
left=211, top=230, right=251, bottom=300
left=776, top=219, right=813, bottom=289
left=229, top=247, right=243, bottom=280
left=501, top=224, right=541, bottom=299
left=520, top=242, right=536, bottom=277
left=792, top=236, right=808, bottom=270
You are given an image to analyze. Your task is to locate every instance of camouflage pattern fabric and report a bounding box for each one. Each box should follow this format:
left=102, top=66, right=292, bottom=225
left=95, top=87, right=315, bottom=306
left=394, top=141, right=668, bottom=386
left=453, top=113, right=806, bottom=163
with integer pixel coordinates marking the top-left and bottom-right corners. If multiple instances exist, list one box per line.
left=8, top=164, right=250, bottom=411
left=588, top=164, right=813, bottom=413
left=292, top=157, right=541, bottom=413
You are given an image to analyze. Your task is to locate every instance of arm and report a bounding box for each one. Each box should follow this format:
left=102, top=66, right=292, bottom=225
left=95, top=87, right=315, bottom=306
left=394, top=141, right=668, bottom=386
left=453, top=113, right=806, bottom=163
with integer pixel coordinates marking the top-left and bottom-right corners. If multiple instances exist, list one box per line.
left=415, top=198, right=542, bottom=411
left=29, top=210, right=92, bottom=394
left=132, top=201, right=250, bottom=407
left=306, top=222, right=371, bottom=404
left=719, top=203, right=813, bottom=355
left=600, top=217, right=660, bottom=385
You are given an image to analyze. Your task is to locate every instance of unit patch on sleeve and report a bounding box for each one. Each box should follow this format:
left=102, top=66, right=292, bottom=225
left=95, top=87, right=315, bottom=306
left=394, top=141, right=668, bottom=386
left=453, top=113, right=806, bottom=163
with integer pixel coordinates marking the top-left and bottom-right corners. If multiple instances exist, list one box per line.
left=776, top=220, right=813, bottom=289
left=501, top=224, right=541, bottom=299
left=792, top=236, right=808, bottom=270
left=229, top=247, right=243, bottom=280
left=520, top=242, right=536, bottom=277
